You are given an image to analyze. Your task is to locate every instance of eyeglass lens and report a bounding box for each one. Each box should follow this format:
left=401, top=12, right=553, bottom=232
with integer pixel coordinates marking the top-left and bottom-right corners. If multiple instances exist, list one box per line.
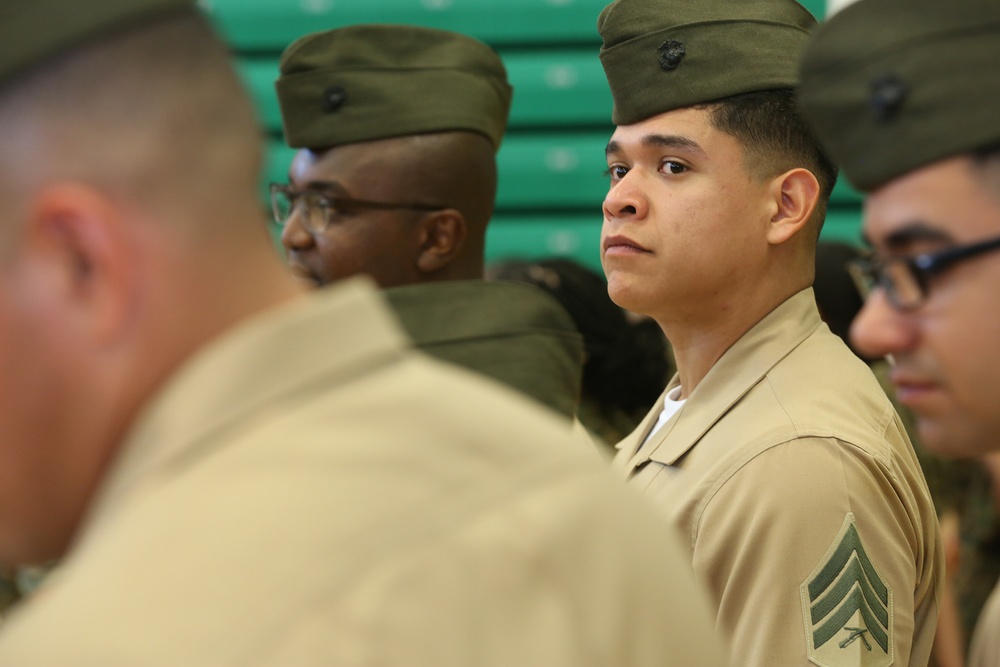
left=847, top=258, right=925, bottom=311
left=272, top=188, right=328, bottom=233
left=883, top=260, right=924, bottom=310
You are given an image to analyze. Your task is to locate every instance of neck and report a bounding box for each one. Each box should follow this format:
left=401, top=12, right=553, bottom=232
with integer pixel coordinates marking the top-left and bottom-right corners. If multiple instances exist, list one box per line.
left=661, top=319, right=749, bottom=400
left=657, top=276, right=809, bottom=399
left=187, top=240, right=306, bottom=344
left=423, top=255, right=485, bottom=283
left=128, top=230, right=305, bottom=434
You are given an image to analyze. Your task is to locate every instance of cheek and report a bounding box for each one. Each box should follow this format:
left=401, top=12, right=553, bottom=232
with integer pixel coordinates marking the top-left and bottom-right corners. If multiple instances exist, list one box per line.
left=943, top=314, right=1000, bottom=412
left=667, top=189, right=754, bottom=256
left=922, top=281, right=1000, bottom=411
left=0, top=329, right=53, bottom=541
left=313, top=229, right=370, bottom=282
left=317, top=221, right=416, bottom=288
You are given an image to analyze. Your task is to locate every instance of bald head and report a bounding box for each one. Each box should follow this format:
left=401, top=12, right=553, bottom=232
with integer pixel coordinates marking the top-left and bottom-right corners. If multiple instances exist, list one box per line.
left=282, top=129, right=498, bottom=288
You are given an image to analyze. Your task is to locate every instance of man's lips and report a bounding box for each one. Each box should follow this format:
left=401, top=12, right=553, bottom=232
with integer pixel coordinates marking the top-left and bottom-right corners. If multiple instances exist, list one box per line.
left=603, top=235, right=651, bottom=255
left=288, top=262, right=323, bottom=287
left=889, top=369, right=941, bottom=407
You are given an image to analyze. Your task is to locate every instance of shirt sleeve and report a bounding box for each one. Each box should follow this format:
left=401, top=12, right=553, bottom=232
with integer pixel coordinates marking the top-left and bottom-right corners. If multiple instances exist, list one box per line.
left=691, top=435, right=939, bottom=667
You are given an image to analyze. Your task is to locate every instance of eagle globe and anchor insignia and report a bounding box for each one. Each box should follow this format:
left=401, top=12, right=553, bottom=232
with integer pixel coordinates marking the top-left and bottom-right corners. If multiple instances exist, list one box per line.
left=800, top=514, right=893, bottom=667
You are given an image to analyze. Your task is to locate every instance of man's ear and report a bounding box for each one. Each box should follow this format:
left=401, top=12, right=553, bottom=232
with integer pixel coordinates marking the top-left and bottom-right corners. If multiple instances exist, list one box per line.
left=416, top=209, right=467, bottom=274
left=24, top=183, right=136, bottom=344
left=766, top=168, right=821, bottom=246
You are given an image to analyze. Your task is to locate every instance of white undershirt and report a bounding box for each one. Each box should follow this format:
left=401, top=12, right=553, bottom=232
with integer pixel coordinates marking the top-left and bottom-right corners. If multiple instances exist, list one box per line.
left=641, top=385, right=686, bottom=448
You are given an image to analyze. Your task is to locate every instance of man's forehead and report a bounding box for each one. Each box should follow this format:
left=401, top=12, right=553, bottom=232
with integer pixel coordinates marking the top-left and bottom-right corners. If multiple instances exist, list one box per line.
left=289, top=140, right=430, bottom=199
left=288, top=149, right=333, bottom=188
left=289, top=144, right=381, bottom=188
left=863, top=155, right=1000, bottom=248
left=607, top=107, right=717, bottom=154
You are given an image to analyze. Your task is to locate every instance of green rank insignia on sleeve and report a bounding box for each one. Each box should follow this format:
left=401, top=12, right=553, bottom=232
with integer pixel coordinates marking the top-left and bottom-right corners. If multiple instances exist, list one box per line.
left=800, top=513, right=893, bottom=667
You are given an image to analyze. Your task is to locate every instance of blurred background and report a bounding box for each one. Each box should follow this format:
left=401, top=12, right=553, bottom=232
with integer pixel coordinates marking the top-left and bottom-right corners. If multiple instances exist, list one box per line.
left=198, top=0, right=861, bottom=271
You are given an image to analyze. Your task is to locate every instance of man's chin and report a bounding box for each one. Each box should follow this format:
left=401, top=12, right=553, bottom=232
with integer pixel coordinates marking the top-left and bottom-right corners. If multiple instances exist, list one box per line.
left=289, top=269, right=325, bottom=290
left=605, top=276, right=644, bottom=311
left=915, top=412, right=998, bottom=460
left=295, top=276, right=319, bottom=290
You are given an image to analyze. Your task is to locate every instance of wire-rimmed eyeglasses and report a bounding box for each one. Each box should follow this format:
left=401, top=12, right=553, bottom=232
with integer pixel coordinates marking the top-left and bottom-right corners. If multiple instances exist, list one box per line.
left=269, top=183, right=448, bottom=234
left=847, top=234, right=1000, bottom=311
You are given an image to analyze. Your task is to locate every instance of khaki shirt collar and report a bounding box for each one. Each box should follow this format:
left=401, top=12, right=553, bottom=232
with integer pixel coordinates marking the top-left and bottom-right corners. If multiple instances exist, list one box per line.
left=81, top=277, right=408, bottom=533
left=620, top=287, right=822, bottom=472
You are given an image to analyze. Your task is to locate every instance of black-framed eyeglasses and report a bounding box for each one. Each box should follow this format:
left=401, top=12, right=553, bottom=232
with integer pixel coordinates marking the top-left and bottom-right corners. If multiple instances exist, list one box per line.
left=848, top=234, right=1000, bottom=311
left=269, top=182, right=448, bottom=234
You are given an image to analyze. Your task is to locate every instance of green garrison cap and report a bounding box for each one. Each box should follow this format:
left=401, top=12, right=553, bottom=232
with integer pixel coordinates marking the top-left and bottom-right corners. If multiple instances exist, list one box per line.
left=799, top=0, right=1000, bottom=192
left=276, top=25, right=513, bottom=152
left=597, top=0, right=816, bottom=126
left=0, top=0, right=195, bottom=88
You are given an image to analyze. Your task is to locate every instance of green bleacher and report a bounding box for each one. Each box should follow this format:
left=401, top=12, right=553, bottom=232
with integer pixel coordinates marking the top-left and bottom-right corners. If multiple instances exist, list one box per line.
left=203, top=0, right=861, bottom=272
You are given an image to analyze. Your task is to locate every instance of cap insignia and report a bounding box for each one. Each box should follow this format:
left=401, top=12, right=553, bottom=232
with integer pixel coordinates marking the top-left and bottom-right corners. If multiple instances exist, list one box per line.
left=869, top=74, right=907, bottom=123
left=658, top=40, right=686, bottom=71
left=322, top=85, right=348, bottom=113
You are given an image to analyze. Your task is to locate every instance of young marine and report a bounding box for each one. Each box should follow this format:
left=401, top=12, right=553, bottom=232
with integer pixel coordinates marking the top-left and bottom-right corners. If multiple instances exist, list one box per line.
left=596, top=0, right=942, bottom=664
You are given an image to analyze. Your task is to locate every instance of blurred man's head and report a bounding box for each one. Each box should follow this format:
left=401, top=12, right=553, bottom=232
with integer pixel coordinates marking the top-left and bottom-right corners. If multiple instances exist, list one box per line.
left=799, top=0, right=1000, bottom=456
left=0, top=2, right=297, bottom=564
left=596, top=0, right=835, bottom=326
left=274, top=25, right=512, bottom=289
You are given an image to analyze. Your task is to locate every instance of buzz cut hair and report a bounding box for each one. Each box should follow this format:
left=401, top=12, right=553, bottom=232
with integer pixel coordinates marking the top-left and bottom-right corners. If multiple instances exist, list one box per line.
left=0, top=10, right=261, bottom=233
left=971, top=139, right=1000, bottom=195
left=698, top=88, right=839, bottom=236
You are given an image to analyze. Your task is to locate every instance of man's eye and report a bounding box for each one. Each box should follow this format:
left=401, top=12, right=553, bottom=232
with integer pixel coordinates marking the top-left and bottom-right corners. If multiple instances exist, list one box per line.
left=304, top=192, right=334, bottom=210
left=606, top=165, right=629, bottom=180
left=661, top=160, right=687, bottom=175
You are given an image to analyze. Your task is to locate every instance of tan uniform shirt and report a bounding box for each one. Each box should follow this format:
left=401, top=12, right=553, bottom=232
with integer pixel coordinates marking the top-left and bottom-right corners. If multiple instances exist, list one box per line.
left=385, top=280, right=584, bottom=418
left=614, top=288, right=941, bottom=667
left=970, top=581, right=1000, bottom=667
left=0, top=278, right=727, bottom=667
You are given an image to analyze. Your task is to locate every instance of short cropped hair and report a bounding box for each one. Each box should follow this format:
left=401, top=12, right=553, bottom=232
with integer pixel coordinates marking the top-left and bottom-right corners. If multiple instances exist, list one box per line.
left=971, top=140, right=1000, bottom=196
left=699, top=88, right=839, bottom=235
left=0, top=10, right=261, bottom=238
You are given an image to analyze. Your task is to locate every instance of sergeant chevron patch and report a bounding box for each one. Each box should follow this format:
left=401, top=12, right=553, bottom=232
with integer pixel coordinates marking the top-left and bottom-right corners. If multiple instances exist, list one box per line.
left=800, top=513, right=893, bottom=667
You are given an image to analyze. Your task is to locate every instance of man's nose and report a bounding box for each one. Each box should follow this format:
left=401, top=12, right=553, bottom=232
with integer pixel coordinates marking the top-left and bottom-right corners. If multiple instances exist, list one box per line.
left=280, top=208, right=315, bottom=252
left=850, top=289, right=918, bottom=360
left=603, top=171, right=648, bottom=223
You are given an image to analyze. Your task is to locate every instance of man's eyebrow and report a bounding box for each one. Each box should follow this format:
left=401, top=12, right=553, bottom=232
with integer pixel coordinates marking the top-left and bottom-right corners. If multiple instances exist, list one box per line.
left=877, top=222, right=956, bottom=252
left=642, top=134, right=706, bottom=156
left=605, top=134, right=706, bottom=158
left=285, top=178, right=348, bottom=195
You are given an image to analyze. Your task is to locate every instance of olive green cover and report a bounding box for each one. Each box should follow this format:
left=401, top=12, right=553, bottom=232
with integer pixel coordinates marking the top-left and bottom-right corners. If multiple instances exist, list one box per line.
left=276, top=24, right=512, bottom=152
left=597, top=0, right=816, bottom=125
left=798, top=0, right=1000, bottom=192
